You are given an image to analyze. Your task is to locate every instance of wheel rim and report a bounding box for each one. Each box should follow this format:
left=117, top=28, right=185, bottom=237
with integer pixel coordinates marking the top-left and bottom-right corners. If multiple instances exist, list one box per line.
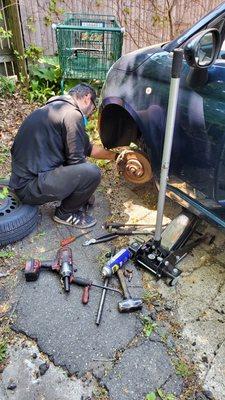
left=0, top=191, right=20, bottom=217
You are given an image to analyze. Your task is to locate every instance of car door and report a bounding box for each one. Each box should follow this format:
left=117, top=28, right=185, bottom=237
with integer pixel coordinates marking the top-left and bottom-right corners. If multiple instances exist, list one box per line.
left=168, top=16, right=225, bottom=204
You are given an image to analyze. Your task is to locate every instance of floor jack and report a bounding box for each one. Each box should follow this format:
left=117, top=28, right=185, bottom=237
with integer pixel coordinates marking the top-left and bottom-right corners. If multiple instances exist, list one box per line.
left=129, top=210, right=211, bottom=285
left=128, top=49, right=212, bottom=285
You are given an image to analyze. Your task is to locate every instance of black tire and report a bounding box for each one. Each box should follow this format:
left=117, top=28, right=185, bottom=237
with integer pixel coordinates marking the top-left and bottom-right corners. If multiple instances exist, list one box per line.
left=0, top=187, right=39, bottom=246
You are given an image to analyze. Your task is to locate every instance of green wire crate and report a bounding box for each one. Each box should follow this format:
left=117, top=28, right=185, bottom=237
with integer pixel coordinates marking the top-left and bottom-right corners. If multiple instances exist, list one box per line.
left=53, top=13, right=124, bottom=91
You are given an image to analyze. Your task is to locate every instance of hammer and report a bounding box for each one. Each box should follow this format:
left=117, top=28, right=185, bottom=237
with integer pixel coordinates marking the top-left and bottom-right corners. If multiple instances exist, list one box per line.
left=117, top=269, right=143, bottom=313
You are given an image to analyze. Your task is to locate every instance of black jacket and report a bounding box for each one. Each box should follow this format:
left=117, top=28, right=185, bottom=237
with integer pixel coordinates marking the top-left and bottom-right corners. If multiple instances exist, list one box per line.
left=10, top=95, right=93, bottom=190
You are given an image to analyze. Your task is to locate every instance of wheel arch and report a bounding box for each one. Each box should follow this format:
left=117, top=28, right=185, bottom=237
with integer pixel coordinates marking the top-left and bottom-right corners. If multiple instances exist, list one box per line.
left=99, top=97, right=144, bottom=149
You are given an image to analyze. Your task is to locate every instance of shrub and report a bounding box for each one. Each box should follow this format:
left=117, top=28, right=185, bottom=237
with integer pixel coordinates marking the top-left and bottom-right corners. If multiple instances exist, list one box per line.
left=0, top=76, right=16, bottom=97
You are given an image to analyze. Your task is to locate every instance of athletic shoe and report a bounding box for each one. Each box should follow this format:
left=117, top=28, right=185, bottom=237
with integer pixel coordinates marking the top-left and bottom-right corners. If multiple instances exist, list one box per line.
left=53, top=207, right=97, bottom=228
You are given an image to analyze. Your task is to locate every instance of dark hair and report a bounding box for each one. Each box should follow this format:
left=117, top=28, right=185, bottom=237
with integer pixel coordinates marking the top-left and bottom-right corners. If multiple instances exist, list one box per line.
left=68, top=83, right=96, bottom=101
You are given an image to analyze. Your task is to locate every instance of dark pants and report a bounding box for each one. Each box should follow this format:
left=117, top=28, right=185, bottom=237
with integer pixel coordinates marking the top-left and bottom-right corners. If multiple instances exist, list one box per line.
left=15, top=163, right=101, bottom=212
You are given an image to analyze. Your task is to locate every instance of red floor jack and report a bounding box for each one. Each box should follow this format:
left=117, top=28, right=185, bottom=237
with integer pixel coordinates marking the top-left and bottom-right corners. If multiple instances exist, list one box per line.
left=128, top=49, right=212, bottom=285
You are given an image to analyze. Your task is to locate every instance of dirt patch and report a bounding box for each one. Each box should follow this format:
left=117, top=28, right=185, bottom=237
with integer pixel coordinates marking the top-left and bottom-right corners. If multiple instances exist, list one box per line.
left=0, top=93, right=36, bottom=178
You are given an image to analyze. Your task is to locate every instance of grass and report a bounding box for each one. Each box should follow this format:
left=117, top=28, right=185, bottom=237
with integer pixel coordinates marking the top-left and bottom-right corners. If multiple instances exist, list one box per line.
left=96, top=251, right=109, bottom=271
left=0, top=186, right=9, bottom=200
left=0, top=341, right=7, bottom=363
left=146, top=390, right=176, bottom=400
left=0, top=145, right=10, bottom=165
left=142, top=290, right=154, bottom=304
left=0, top=250, right=15, bottom=258
left=93, top=386, right=109, bottom=399
left=174, top=359, right=194, bottom=378
left=140, top=315, right=156, bottom=337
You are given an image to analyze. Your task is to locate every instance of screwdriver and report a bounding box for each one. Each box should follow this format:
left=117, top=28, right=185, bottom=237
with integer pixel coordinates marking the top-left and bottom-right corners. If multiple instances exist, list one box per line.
left=60, top=230, right=92, bottom=247
left=70, top=275, right=121, bottom=304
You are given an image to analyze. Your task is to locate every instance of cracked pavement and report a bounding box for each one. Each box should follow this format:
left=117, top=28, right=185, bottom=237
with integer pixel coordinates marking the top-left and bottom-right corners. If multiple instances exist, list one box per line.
left=1, top=183, right=225, bottom=399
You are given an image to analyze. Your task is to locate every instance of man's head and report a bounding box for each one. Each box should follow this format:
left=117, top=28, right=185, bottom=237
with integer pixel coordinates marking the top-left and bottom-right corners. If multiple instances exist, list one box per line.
left=68, top=83, right=97, bottom=117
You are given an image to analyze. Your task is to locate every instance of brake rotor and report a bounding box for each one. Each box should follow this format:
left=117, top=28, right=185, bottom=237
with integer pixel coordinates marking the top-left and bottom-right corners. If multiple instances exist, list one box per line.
left=117, top=150, right=153, bottom=184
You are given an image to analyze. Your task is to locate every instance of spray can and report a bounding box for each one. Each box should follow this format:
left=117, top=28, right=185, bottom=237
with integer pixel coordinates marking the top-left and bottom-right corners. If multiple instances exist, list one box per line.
left=102, top=248, right=132, bottom=278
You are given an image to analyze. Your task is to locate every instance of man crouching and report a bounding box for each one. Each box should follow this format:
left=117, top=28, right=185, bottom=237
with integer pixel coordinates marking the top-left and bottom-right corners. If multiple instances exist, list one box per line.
left=9, top=83, right=118, bottom=228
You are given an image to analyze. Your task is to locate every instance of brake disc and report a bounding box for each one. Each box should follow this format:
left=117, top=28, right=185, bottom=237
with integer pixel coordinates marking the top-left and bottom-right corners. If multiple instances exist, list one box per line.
left=117, top=150, right=153, bottom=184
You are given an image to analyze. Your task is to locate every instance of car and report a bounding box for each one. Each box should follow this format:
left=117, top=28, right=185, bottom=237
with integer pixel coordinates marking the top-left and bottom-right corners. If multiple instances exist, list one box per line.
left=99, top=3, right=225, bottom=231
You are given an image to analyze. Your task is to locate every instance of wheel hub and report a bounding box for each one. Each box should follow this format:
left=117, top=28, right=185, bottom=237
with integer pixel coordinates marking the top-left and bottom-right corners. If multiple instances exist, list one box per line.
left=116, top=150, right=153, bottom=184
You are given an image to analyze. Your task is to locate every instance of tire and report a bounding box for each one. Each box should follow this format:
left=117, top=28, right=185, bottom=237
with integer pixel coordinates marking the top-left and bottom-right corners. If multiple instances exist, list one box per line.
left=0, top=187, right=39, bottom=246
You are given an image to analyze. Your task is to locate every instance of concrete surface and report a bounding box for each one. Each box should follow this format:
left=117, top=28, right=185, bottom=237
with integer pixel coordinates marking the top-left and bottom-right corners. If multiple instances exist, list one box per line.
left=1, top=339, right=93, bottom=400
left=1, top=182, right=225, bottom=400
left=102, top=339, right=183, bottom=400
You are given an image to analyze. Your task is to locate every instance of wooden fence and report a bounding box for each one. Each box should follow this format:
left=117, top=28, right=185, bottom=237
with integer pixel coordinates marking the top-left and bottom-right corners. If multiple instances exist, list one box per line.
left=0, top=0, right=27, bottom=78
left=0, top=0, right=15, bottom=76
left=18, top=0, right=223, bottom=56
left=0, top=0, right=223, bottom=76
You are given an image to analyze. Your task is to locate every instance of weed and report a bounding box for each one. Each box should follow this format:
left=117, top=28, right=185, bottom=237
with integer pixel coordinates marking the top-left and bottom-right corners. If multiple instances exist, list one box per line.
left=27, top=80, right=55, bottom=104
left=174, top=359, right=194, bottom=378
left=0, top=145, right=10, bottom=165
left=146, top=393, right=156, bottom=400
left=24, top=57, right=62, bottom=103
left=140, top=315, right=156, bottom=337
left=34, top=231, right=46, bottom=239
left=157, top=388, right=176, bottom=400
left=0, top=12, right=12, bottom=40
left=0, top=341, right=7, bottom=363
left=95, top=159, right=111, bottom=169
left=25, top=44, right=43, bottom=63
left=0, top=76, right=16, bottom=96
left=142, top=290, right=154, bottom=304
left=146, top=390, right=176, bottom=400
left=0, top=250, right=15, bottom=258
left=0, top=186, right=9, bottom=200
left=96, top=251, right=108, bottom=270
left=93, top=386, right=109, bottom=399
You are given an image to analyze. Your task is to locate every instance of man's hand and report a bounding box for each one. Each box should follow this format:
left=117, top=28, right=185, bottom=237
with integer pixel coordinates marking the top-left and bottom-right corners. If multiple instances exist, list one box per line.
left=90, top=145, right=118, bottom=161
left=115, top=149, right=131, bottom=173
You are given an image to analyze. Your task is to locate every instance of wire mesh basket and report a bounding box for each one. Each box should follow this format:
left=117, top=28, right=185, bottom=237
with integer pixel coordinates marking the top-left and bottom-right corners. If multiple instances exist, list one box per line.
left=53, top=13, right=124, bottom=90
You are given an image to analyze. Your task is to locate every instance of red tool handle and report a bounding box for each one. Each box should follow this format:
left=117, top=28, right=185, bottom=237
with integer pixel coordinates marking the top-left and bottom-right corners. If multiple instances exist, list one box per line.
left=82, top=286, right=90, bottom=304
left=61, top=236, right=76, bottom=247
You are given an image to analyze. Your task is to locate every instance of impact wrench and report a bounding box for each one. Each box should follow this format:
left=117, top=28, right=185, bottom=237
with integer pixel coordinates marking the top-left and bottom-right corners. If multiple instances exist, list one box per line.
left=25, top=246, right=74, bottom=292
left=25, top=247, right=122, bottom=302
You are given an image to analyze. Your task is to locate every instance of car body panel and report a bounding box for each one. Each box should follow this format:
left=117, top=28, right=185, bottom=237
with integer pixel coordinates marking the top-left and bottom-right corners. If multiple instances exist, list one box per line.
left=99, top=3, right=225, bottom=230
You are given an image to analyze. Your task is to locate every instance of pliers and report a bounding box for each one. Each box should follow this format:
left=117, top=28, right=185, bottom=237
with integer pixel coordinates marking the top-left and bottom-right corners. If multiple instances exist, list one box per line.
left=82, top=229, right=152, bottom=246
left=82, top=233, right=119, bottom=246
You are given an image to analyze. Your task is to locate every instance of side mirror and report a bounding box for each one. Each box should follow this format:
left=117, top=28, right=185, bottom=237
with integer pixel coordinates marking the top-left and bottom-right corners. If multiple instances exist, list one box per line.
left=184, top=28, right=221, bottom=69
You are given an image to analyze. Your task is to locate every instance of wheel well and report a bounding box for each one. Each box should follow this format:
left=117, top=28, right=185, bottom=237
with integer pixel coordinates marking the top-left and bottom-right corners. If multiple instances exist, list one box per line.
left=99, top=104, right=141, bottom=149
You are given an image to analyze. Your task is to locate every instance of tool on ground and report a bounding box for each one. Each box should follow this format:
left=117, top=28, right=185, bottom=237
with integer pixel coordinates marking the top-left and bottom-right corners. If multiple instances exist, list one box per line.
left=25, top=246, right=75, bottom=292
left=82, top=230, right=152, bottom=246
left=101, top=248, right=132, bottom=278
left=117, top=268, right=143, bottom=312
left=70, top=275, right=122, bottom=304
left=129, top=215, right=211, bottom=285
left=96, top=247, right=117, bottom=325
left=25, top=247, right=121, bottom=302
left=95, top=276, right=109, bottom=323
left=128, top=49, right=213, bottom=285
left=103, top=222, right=156, bottom=230
left=60, top=230, right=92, bottom=247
